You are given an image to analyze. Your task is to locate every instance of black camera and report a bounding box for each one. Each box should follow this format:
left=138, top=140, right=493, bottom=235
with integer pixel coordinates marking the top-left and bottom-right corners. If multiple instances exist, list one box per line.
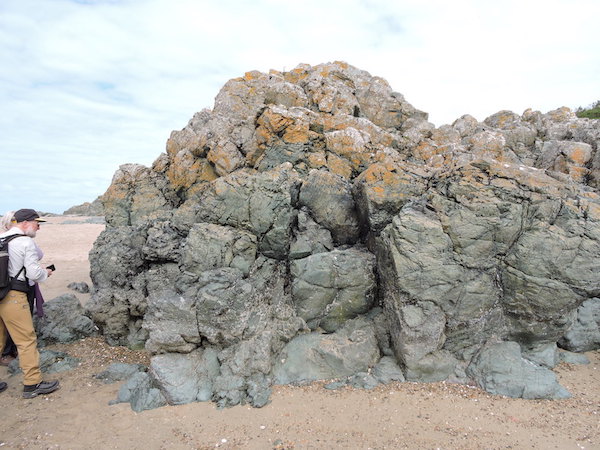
left=46, top=264, right=56, bottom=271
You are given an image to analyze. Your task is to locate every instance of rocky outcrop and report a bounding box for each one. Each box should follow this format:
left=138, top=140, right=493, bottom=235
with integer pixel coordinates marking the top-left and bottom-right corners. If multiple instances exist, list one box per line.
left=86, top=62, right=600, bottom=409
left=63, top=196, right=105, bottom=216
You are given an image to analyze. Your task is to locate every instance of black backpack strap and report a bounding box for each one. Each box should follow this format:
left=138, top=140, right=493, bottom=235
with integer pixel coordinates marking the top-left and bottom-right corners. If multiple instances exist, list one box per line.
left=4, top=234, right=26, bottom=244
left=5, top=234, right=29, bottom=289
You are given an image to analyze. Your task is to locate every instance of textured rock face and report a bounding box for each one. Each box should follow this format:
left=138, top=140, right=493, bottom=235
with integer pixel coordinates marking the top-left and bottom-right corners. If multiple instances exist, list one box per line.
left=34, top=294, right=97, bottom=345
left=87, top=61, right=600, bottom=408
left=63, top=196, right=104, bottom=216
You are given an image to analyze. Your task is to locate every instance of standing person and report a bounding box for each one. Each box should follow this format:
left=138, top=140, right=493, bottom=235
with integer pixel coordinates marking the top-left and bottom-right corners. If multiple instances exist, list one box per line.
left=0, top=208, right=59, bottom=398
left=0, top=211, right=19, bottom=365
left=0, top=210, right=46, bottom=365
left=1, top=209, right=47, bottom=366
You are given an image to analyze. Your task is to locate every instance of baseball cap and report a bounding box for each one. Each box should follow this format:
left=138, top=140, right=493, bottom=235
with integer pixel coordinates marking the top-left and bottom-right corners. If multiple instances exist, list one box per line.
left=13, top=208, right=47, bottom=223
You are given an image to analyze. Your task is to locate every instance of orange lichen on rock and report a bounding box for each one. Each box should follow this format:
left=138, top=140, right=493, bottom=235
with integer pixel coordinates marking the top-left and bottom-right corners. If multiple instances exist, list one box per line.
left=326, top=153, right=353, bottom=179
left=563, top=143, right=592, bottom=166
left=255, top=106, right=313, bottom=148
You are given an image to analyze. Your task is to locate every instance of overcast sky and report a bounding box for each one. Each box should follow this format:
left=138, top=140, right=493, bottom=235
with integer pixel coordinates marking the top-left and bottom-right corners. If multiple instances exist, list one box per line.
left=1, top=0, right=599, bottom=214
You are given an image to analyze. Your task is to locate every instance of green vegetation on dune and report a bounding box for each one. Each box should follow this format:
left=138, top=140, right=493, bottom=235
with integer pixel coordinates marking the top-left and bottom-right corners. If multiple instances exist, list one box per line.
left=576, top=100, right=600, bottom=119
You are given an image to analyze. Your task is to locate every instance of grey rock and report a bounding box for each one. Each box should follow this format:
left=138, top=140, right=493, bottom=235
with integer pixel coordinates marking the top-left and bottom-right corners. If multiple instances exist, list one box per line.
left=290, top=247, right=375, bottom=332
left=85, top=287, right=146, bottom=347
left=467, top=341, right=570, bottom=399
left=387, top=301, right=447, bottom=368
left=289, top=209, right=334, bottom=259
left=348, top=372, right=380, bottom=389
left=94, top=362, right=146, bottom=383
left=142, top=219, right=186, bottom=262
left=559, top=298, right=600, bottom=352
left=34, top=294, right=97, bottom=345
left=67, top=282, right=90, bottom=293
left=194, top=260, right=304, bottom=349
left=103, top=164, right=178, bottom=227
left=298, top=169, right=359, bottom=245
left=182, top=223, right=257, bottom=277
left=273, top=317, right=380, bottom=385
left=196, top=166, right=300, bottom=259
left=150, top=349, right=219, bottom=405
left=521, top=343, right=559, bottom=369
left=369, top=307, right=394, bottom=357
left=63, top=196, right=105, bottom=216
left=324, top=381, right=347, bottom=390
left=143, top=289, right=201, bottom=354
left=256, top=143, right=308, bottom=172
left=403, top=350, right=458, bottom=383
left=112, top=371, right=167, bottom=412
left=244, top=373, right=272, bottom=408
left=212, top=374, right=246, bottom=408
left=371, top=356, right=405, bottom=384
left=353, top=161, right=428, bottom=233
left=558, top=351, right=590, bottom=365
left=9, top=349, right=80, bottom=375
left=89, top=226, right=146, bottom=289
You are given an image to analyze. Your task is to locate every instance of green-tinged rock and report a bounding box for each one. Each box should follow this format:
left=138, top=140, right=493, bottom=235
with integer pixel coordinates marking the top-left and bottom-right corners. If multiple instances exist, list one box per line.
left=273, top=317, right=380, bottom=385
left=290, top=247, right=375, bottom=332
left=466, top=341, right=570, bottom=399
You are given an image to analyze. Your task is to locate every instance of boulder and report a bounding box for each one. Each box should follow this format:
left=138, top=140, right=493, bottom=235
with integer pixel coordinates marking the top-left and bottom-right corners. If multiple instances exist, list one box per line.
left=67, top=282, right=90, bottom=293
left=559, top=298, right=600, bottom=352
left=273, top=317, right=380, bottom=385
left=150, top=348, right=220, bottom=405
left=466, top=341, right=570, bottom=399
left=34, top=294, right=97, bottom=345
left=94, top=362, right=146, bottom=383
left=111, top=371, right=167, bottom=412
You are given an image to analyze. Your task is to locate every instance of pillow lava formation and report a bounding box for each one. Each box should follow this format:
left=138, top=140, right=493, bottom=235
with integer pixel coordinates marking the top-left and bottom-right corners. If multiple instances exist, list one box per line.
left=86, top=61, right=600, bottom=409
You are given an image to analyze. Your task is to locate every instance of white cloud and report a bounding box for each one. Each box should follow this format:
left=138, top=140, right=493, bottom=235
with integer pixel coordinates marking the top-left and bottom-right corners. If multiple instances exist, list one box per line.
left=1, top=0, right=598, bottom=213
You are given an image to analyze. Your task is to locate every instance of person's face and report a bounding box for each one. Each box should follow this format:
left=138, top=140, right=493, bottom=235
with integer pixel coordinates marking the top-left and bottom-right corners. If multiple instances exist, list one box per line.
left=23, top=220, right=40, bottom=237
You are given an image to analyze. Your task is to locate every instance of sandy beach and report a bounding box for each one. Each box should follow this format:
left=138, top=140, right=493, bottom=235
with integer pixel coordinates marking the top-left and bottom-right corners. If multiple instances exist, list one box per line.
left=0, top=216, right=598, bottom=450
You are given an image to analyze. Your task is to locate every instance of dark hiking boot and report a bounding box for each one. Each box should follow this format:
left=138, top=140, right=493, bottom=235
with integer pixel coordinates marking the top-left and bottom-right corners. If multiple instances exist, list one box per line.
left=0, top=381, right=7, bottom=393
left=22, top=380, right=60, bottom=398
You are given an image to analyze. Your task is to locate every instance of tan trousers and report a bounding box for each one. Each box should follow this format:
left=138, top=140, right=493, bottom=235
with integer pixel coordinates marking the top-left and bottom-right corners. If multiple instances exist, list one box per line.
left=0, top=290, right=42, bottom=385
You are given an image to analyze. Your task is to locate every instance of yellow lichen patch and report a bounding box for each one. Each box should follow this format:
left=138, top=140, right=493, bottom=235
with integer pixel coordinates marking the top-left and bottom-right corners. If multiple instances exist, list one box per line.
left=283, top=67, right=310, bottom=84
left=326, top=154, right=353, bottom=179
left=262, top=109, right=294, bottom=134
left=332, top=61, right=349, bottom=70
left=256, top=106, right=314, bottom=147
left=283, top=126, right=310, bottom=144
left=358, top=163, right=393, bottom=185
left=564, top=144, right=592, bottom=166
left=582, top=199, right=600, bottom=219
left=308, top=152, right=327, bottom=169
left=324, top=127, right=376, bottom=172
left=568, top=166, right=589, bottom=183
left=167, top=158, right=216, bottom=191
left=213, top=153, right=236, bottom=174
left=413, top=141, right=438, bottom=162
left=244, top=71, right=263, bottom=81
left=494, top=112, right=514, bottom=129
left=255, top=125, right=273, bottom=146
